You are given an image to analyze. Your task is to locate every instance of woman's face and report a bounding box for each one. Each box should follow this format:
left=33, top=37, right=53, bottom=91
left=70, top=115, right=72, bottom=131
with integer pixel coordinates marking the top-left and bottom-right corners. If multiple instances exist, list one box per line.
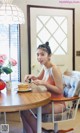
left=37, top=48, right=50, bottom=65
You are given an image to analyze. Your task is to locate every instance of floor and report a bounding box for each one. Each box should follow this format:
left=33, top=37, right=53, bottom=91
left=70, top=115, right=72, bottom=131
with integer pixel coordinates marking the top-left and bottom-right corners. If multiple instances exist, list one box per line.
left=42, top=108, right=80, bottom=133
left=0, top=112, right=23, bottom=133
left=0, top=108, right=80, bottom=133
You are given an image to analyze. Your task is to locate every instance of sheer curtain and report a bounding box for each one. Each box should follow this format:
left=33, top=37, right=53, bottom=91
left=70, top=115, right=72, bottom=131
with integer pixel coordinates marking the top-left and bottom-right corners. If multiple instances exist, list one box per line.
left=0, top=24, right=21, bottom=82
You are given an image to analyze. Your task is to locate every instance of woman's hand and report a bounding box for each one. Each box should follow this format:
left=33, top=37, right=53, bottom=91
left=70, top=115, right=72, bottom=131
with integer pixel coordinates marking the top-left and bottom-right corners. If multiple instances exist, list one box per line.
left=24, top=74, right=37, bottom=82
left=33, top=79, right=45, bottom=86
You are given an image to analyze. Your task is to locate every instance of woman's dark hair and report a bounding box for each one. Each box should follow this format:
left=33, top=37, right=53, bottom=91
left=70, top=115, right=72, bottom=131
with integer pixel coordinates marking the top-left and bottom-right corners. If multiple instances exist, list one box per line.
left=37, top=42, right=51, bottom=55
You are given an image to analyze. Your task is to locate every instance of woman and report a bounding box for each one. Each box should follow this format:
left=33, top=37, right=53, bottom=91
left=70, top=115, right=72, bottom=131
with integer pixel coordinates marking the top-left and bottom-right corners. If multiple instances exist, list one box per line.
left=21, top=42, right=65, bottom=133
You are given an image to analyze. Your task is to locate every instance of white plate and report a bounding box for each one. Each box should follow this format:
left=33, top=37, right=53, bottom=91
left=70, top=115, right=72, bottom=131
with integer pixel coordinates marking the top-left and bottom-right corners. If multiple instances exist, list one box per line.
left=17, top=88, right=32, bottom=93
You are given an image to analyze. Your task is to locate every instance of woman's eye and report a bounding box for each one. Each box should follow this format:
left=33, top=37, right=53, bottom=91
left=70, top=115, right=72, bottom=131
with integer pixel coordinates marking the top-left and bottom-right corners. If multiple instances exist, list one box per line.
left=41, top=54, right=44, bottom=56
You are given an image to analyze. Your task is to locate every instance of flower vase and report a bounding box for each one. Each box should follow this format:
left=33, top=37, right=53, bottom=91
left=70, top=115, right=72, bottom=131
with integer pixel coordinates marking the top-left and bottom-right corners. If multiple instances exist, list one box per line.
left=6, top=81, right=12, bottom=91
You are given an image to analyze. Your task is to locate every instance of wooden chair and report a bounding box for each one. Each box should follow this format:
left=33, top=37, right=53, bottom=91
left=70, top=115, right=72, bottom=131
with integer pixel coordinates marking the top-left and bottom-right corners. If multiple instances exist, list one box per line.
left=42, top=71, right=80, bottom=133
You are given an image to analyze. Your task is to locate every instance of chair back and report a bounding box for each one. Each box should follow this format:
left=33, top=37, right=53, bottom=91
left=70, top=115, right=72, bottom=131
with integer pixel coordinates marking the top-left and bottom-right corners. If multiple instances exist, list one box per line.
left=63, top=71, right=80, bottom=97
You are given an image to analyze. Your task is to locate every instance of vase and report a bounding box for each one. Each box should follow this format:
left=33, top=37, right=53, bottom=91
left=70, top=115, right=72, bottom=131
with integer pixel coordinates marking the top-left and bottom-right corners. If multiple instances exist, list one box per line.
left=6, top=81, right=12, bottom=90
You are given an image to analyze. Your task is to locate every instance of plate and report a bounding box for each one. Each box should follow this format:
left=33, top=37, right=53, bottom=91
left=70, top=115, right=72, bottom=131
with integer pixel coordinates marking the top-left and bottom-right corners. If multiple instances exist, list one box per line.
left=17, top=88, right=32, bottom=93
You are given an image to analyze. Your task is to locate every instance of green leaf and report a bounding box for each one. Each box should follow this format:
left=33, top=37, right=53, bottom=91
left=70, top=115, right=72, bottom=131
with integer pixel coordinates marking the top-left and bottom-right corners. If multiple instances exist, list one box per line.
left=0, top=69, right=3, bottom=74
left=0, top=66, right=4, bottom=74
left=2, top=67, right=13, bottom=74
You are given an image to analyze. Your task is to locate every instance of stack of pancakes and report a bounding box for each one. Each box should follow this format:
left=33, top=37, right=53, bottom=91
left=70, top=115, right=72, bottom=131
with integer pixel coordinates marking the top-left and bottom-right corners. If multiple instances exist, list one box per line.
left=18, top=83, right=29, bottom=91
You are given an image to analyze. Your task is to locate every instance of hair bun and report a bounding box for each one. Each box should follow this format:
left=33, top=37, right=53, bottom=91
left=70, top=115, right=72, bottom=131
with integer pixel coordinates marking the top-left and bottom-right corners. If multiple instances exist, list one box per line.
left=45, top=42, right=49, bottom=46
left=37, top=41, right=51, bottom=55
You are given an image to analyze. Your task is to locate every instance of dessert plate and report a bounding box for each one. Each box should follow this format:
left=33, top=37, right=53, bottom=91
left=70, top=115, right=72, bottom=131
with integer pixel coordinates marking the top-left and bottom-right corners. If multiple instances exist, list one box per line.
left=17, top=88, right=32, bottom=93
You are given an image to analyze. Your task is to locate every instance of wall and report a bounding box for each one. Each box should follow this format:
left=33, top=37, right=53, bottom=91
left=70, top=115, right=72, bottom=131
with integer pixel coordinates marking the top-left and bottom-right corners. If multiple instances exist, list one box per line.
left=14, top=0, right=80, bottom=81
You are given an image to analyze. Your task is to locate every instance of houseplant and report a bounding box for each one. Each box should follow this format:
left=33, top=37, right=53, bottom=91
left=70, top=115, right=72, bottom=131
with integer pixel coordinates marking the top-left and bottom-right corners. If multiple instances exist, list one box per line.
left=0, top=54, right=17, bottom=90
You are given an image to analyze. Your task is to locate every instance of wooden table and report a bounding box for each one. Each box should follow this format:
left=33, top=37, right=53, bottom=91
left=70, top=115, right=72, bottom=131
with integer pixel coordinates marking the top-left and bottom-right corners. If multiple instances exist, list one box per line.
left=0, top=83, right=51, bottom=133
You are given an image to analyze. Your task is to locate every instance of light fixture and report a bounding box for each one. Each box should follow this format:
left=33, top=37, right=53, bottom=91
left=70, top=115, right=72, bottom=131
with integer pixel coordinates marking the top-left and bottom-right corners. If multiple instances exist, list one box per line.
left=0, top=0, right=25, bottom=24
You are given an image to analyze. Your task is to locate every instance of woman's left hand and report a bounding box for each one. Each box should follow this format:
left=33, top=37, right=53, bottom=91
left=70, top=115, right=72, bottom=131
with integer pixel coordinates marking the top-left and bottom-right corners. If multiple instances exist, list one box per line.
left=33, top=79, right=45, bottom=86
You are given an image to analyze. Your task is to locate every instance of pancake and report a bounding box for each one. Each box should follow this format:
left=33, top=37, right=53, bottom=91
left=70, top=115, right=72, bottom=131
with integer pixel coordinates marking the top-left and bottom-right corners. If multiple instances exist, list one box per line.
left=18, top=83, right=29, bottom=91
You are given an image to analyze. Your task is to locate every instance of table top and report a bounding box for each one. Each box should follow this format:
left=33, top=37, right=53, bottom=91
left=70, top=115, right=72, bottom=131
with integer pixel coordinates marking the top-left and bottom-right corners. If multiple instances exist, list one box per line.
left=0, top=83, right=51, bottom=112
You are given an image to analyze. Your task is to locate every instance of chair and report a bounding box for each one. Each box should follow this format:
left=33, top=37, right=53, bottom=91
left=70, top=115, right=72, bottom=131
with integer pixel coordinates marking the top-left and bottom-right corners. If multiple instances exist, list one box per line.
left=42, top=71, right=80, bottom=133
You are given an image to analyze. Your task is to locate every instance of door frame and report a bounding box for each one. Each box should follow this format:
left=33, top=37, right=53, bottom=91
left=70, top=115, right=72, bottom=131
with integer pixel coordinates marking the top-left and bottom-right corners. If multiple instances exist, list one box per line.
left=27, top=5, right=75, bottom=74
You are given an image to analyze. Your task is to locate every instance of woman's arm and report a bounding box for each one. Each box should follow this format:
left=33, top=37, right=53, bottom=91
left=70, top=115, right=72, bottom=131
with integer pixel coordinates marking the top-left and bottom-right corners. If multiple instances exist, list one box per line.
left=33, top=66, right=63, bottom=94
left=24, top=69, right=44, bottom=82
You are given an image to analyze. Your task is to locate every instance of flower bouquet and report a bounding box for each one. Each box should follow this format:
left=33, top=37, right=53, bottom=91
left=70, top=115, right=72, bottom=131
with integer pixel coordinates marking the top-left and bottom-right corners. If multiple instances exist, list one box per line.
left=0, top=54, right=17, bottom=75
left=0, top=54, right=17, bottom=90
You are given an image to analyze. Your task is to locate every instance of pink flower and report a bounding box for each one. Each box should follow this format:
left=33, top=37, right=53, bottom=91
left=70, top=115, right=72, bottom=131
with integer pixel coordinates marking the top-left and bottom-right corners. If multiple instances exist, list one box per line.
left=0, top=54, right=7, bottom=66
left=0, top=54, right=7, bottom=60
left=9, top=58, right=17, bottom=66
left=0, top=58, right=5, bottom=66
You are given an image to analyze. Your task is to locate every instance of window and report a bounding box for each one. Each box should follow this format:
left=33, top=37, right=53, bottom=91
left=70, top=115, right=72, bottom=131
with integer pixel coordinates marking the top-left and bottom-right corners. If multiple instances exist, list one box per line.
left=0, top=24, right=21, bottom=82
left=36, top=15, right=67, bottom=55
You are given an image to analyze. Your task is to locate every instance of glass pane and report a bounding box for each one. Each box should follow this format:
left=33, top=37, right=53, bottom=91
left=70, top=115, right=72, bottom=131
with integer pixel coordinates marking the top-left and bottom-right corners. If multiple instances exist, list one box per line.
left=38, top=16, right=50, bottom=24
left=54, top=47, right=65, bottom=55
left=49, top=38, right=58, bottom=53
left=53, top=27, right=66, bottom=44
left=61, top=38, right=67, bottom=53
left=46, top=18, right=58, bottom=34
left=38, top=27, right=50, bottom=42
left=36, top=38, right=42, bottom=47
left=36, top=18, right=43, bottom=33
left=61, top=19, right=67, bottom=34
left=54, top=16, right=65, bottom=25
